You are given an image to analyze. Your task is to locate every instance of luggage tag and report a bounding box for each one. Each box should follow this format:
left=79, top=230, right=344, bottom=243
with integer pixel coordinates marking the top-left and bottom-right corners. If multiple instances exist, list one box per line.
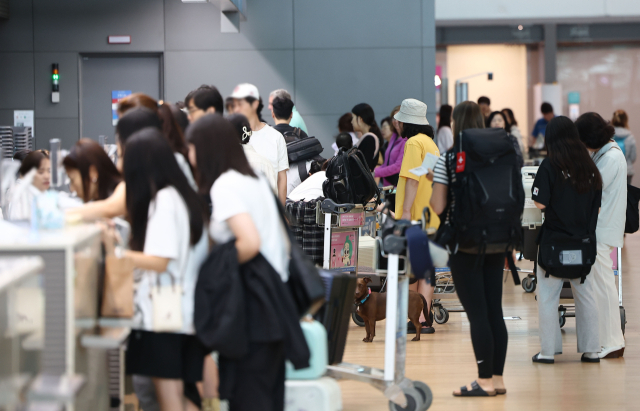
left=456, top=152, right=466, bottom=173
left=151, top=273, right=183, bottom=332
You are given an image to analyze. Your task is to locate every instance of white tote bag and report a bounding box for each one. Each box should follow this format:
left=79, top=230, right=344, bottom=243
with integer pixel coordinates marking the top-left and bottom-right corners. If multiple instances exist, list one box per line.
left=151, top=277, right=183, bottom=332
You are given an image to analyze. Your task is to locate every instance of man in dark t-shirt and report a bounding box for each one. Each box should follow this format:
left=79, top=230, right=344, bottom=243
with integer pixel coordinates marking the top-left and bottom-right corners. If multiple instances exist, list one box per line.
left=271, top=97, right=309, bottom=140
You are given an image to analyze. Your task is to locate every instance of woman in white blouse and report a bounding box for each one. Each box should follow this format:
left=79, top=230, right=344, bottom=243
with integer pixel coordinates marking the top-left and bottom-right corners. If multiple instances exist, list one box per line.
left=187, top=114, right=290, bottom=411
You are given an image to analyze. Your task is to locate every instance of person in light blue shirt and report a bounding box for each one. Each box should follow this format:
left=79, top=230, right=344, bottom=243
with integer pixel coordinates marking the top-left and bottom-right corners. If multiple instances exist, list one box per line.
left=530, top=102, right=555, bottom=153
left=269, top=89, right=308, bottom=134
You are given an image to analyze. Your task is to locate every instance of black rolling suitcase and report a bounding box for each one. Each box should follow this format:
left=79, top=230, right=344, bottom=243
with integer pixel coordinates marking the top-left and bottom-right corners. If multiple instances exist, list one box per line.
left=314, top=270, right=356, bottom=365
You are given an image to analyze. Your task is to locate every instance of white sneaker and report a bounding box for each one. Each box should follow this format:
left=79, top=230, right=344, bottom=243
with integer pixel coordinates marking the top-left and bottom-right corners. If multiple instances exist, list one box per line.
left=598, top=345, right=625, bottom=359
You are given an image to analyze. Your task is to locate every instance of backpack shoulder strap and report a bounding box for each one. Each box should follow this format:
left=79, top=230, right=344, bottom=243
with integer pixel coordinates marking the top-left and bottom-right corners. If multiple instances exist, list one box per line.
left=298, top=161, right=308, bottom=183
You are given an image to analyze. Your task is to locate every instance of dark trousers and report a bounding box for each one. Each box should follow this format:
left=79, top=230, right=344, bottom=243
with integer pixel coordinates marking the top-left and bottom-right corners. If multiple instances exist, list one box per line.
left=449, top=252, right=508, bottom=379
left=228, top=341, right=285, bottom=411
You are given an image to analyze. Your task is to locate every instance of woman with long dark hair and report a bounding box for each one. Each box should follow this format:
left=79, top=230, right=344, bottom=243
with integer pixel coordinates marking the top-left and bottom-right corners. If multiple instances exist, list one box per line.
left=351, top=103, right=383, bottom=171
left=187, top=114, right=293, bottom=411
left=106, top=127, right=208, bottom=411
left=157, top=102, right=197, bottom=189
left=531, top=116, right=603, bottom=364
left=63, top=138, right=121, bottom=203
left=576, top=112, right=627, bottom=359
left=436, top=104, right=453, bottom=152
left=431, top=101, right=511, bottom=397
left=488, top=111, right=523, bottom=168
left=502, top=108, right=525, bottom=155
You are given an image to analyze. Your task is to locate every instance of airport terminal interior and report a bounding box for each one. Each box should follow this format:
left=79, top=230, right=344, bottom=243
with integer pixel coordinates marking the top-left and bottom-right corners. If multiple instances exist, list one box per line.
left=1, top=1, right=639, bottom=410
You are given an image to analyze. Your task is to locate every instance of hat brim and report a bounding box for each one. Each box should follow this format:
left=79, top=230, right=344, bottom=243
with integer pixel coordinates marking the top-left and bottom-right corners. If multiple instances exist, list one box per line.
left=394, top=112, right=429, bottom=125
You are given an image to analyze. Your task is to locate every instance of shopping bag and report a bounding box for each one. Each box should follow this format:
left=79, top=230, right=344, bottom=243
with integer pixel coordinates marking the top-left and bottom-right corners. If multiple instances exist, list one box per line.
left=101, top=255, right=134, bottom=318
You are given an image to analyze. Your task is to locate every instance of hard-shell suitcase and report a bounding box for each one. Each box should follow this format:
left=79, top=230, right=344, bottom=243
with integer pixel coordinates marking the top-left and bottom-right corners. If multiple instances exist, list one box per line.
left=285, top=377, right=342, bottom=411
left=286, top=319, right=328, bottom=380
left=314, top=271, right=356, bottom=365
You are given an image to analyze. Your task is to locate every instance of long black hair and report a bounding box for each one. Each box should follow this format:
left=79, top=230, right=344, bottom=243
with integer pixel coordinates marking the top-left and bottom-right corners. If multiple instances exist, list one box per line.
left=546, top=116, right=603, bottom=194
left=502, top=108, right=518, bottom=126
left=123, top=127, right=205, bottom=251
left=186, top=114, right=256, bottom=195
left=352, top=103, right=383, bottom=147
left=438, top=104, right=452, bottom=129
left=401, top=123, right=434, bottom=140
left=116, top=107, right=161, bottom=146
left=63, top=138, right=121, bottom=202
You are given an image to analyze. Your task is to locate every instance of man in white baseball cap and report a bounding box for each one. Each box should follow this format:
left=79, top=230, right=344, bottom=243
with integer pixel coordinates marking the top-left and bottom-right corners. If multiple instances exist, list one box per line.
left=395, top=98, right=440, bottom=335
left=231, top=83, right=289, bottom=203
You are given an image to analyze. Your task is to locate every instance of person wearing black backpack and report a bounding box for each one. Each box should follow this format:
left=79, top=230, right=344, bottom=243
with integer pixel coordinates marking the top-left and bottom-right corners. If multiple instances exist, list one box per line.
left=431, top=101, right=520, bottom=397
left=575, top=112, right=627, bottom=359
left=530, top=116, right=602, bottom=365
left=270, top=96, right=315, bottom=196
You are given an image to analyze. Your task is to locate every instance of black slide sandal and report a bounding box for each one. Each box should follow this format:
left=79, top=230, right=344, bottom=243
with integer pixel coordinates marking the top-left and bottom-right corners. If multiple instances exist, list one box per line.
left=453, top=381, right=496, bottom=397
left=532, top=353, right=554, bottom=364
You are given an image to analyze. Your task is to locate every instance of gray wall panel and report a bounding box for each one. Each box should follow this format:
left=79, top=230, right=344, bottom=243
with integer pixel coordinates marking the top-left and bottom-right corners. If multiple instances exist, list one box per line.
left=423, top=0, right=437, bottom=47
left=34, top=53, right=79, bottom=118
left=34, top=118, right=79, bottom=149
left=33, top=0, right=164, bottom=52
left=294, top=0, right=422, bottom=49
left=0, top=52, right=34, bottom=109
left=164, top=50, right=294, bottom=109
left=0, top=109, right=13, bottom=125
left=299, top=114, right=342, bottom=158
left=294, top=48, right=423, bottom=117
left=0, top=0, right=33, bottom=52
left=164, top=0, right=293, bottom=51
left=423, top=47, right=437, bottom=125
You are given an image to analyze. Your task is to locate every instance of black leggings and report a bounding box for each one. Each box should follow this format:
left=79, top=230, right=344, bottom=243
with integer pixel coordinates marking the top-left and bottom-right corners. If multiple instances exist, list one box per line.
left=449, top=252, right=508, bottom=379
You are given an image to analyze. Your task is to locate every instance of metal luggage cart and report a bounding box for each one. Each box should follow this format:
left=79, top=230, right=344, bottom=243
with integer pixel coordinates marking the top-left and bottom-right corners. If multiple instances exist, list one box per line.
left=558, top=247, right=626, bottom=333
left=320, top=199, right=433, bottom=411
left=430, top=267, right=465, bottom=325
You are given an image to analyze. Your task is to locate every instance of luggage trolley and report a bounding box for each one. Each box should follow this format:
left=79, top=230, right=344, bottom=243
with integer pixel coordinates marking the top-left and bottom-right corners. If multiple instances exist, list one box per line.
left=520, top=166, right=542, bottom=293
left=320, top=199, right=433, bottom=411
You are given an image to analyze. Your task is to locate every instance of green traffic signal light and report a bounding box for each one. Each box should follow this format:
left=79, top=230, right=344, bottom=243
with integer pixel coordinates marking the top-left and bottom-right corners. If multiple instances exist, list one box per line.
left=52, top=74, right=59, bottom=80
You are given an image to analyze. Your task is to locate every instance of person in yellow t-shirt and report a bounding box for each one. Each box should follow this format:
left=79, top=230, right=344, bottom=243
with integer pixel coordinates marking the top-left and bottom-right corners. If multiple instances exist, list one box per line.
left=393, top=98, right=439, bottom=334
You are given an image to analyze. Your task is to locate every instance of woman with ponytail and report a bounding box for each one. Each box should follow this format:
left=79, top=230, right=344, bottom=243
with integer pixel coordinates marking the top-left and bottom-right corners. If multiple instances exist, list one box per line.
left=611, top=109, right=636, bottom=184
left=351, top=103, right=383, bottom=171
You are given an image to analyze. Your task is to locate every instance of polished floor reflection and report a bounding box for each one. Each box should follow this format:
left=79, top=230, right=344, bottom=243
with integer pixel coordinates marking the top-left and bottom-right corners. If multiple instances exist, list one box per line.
left=339, top=233, right=640, bottom=411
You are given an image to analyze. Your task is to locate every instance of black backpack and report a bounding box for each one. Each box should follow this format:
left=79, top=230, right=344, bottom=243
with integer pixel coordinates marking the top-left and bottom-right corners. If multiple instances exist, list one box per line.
left=625, top=185, right=640, bottom=234
left=437, top=128, right=524, bottom=281
left=322, top=147, right=380, bottom=206
left=285, top=131, right=323, bottom=164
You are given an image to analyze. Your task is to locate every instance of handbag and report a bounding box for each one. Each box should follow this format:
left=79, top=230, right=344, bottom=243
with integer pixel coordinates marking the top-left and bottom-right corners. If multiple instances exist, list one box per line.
left=101, top=255, right=134, bottom=318
left=274, top=195, right=326, bottom=318
left=537, top=227, right=596, bottom=283
left=151, top=272, right=184, bottom=332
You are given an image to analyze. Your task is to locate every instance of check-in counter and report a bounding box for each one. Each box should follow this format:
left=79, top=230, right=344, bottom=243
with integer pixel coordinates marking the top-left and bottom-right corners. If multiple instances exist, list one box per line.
left=0, top=256, right=45, bottom=409
left=0, top=223, right=109, bottom=411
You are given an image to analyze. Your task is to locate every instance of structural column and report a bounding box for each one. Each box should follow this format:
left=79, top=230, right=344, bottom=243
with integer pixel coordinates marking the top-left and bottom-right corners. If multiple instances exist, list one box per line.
left=544, top=23, right=557, bottom=83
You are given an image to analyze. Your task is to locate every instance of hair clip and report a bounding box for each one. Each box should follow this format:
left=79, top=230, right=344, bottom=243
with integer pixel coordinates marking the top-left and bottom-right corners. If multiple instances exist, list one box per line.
left=242, top=126, right=252, bottom=142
